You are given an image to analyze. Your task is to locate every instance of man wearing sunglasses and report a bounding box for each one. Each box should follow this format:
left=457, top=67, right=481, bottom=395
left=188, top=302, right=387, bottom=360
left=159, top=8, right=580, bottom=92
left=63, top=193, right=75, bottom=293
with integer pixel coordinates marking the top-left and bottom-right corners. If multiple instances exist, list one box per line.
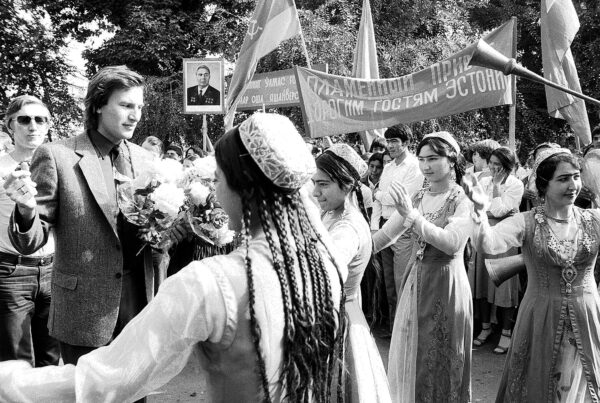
left=3, top=67, right=185, bottom=402
left=0, top=95, right=59, bottom=367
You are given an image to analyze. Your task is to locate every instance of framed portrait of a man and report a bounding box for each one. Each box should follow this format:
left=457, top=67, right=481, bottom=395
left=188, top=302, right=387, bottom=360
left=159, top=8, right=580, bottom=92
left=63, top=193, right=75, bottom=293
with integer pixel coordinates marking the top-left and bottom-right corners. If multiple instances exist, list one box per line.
left=183, top=58, right=224, bottom=114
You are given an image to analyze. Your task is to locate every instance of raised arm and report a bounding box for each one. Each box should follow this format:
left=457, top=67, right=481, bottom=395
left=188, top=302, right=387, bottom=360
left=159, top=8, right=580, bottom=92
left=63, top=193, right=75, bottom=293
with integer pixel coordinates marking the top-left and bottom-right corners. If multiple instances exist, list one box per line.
left=0, top=259, right=234, bottom=403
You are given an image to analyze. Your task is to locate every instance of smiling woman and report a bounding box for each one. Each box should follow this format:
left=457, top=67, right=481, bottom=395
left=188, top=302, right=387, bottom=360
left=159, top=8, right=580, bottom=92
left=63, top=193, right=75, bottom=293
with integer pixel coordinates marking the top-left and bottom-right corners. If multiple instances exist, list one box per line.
left=463, top=148, right=600, bottom=401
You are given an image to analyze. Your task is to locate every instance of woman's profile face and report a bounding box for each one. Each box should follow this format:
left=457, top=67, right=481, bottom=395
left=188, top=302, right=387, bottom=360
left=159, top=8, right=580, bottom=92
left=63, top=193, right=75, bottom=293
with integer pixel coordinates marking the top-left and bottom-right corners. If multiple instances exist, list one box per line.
left=418, top=144, right=452, bottom=183
left=311, top=169, right=347, bottom=212
left=215, top=164, right=243, bottom=231
left=544, top=161, right=581, bottom=207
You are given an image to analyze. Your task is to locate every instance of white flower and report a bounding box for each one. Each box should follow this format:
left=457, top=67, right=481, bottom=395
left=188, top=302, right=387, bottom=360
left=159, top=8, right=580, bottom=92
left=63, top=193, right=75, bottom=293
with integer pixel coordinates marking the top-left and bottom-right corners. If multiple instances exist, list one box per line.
left=188, top=182, right=211, bottom=206
left=156, top=158, right=184, bottom=184
left=151, top=183, right=185, bottom=219
left=215, top=227, right=235, bottom=246
left=184, top=156, right=217, bottom=181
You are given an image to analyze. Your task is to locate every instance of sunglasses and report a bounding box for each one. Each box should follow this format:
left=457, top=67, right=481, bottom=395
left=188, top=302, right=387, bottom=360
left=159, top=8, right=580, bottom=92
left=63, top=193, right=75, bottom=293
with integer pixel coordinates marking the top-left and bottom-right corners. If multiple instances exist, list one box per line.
left=15, top=116, right=49, bottom=125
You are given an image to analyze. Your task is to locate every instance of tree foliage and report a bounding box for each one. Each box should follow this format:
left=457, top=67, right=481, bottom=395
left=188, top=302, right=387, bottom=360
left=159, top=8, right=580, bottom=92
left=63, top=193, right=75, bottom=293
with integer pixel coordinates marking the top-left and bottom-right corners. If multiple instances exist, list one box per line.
left=0, top=0, right=81, bottom=138
left=23, top=0, right=600, bottom=157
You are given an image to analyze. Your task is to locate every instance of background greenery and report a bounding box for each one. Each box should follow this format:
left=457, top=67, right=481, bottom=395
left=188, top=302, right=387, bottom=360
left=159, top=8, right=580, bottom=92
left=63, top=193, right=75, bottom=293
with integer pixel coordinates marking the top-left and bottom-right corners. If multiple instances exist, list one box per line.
left=2, top=0, right=599, bottom=161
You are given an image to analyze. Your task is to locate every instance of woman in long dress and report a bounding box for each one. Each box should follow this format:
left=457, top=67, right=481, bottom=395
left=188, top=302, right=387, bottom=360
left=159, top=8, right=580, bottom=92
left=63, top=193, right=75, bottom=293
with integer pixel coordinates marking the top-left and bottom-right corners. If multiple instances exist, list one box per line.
left=0, top=113, right=347, bottom=402
left=313, top=144, right=391, bottom=402
left=471, top=146, right=524, bottom=354
left=463, top=148, right=600, bottom=401
left=373, top=131, right=473, bottom=402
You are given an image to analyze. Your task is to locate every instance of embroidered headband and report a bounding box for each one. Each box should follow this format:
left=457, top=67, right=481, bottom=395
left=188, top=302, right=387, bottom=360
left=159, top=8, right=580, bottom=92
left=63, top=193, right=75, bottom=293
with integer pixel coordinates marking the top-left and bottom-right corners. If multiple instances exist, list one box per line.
left=238, top=113, right=316, bottom=190
left=422, top=131, right=461, bottom=154
left=533, top=147, right=572, bottom=176
left=325, top=144, right=368, bottom=179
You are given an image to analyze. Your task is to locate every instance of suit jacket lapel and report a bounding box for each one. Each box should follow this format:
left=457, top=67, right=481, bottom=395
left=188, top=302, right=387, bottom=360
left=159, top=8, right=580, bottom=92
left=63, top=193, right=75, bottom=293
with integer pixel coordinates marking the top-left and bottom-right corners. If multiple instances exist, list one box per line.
left=75, top=134, right=118, bottom=238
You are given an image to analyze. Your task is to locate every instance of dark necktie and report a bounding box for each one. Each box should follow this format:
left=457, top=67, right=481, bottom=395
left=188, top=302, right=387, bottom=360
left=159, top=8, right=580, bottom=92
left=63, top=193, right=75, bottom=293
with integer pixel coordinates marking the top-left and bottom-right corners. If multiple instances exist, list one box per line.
left=111, top=142, right=133, bottom=179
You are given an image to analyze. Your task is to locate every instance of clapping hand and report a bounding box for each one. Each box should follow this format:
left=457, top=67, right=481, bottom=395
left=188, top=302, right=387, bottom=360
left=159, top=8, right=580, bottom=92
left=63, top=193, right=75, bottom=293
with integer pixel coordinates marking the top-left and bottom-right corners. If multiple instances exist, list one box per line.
left=461, top=172, right=487, bottom=214
left=388, top=182, right=413, bottom=217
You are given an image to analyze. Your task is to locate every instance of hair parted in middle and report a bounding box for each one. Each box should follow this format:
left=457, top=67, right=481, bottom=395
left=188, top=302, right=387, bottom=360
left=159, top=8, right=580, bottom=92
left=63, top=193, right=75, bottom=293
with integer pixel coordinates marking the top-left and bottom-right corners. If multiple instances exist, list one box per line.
left=215, top=125, right=346, bottom=403
left=416, top=136, right=466, bottom=185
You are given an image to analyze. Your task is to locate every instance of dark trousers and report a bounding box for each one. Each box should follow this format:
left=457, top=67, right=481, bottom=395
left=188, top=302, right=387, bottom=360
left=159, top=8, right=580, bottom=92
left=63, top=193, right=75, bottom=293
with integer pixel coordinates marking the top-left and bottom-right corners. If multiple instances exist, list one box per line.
left=60, top=269, right=147, bottom=402
left=0, top=262, right=60, bottom=366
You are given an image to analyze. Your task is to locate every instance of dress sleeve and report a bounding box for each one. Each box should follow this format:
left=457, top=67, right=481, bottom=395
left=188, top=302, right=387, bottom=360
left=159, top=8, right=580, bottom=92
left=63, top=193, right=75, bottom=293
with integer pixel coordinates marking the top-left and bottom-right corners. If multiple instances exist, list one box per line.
left=409, top=196, right=473, bottom=255
left=488, top=176, right=524, bottom=218
left=75, top=260, right=236, bottom=402
left=472, top=212, right=526, bottom=255
left=372, top=211, right=408, bottom=253
left=0, top=260, right=236, bottom=403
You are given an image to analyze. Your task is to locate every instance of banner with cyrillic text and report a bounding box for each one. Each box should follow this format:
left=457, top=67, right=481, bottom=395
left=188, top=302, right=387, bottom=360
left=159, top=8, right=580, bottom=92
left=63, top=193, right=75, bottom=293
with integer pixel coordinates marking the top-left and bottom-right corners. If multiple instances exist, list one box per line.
left=295, top=20, right=515, bottom=138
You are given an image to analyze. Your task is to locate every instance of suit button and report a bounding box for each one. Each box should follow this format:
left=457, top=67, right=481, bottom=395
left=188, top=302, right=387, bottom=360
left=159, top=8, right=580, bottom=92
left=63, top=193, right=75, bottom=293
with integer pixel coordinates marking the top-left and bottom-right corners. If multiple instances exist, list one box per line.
left=115, top=273, right=122, bottom=279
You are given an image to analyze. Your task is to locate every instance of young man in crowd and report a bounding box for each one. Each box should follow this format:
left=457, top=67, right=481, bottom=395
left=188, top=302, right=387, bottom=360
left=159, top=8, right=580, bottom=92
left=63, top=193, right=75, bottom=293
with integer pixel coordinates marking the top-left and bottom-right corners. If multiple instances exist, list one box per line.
left=0, top=95, right=59, bottom=367
left=371, top=124, right=423, bottom=333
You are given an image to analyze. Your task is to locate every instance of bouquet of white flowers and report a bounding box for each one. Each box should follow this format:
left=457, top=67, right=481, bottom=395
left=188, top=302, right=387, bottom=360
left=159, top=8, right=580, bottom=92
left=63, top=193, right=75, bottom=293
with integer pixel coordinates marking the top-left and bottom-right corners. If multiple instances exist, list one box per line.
left=181, top=157, right=235, bottom=247
left=117, top=158, right=186, bottom=252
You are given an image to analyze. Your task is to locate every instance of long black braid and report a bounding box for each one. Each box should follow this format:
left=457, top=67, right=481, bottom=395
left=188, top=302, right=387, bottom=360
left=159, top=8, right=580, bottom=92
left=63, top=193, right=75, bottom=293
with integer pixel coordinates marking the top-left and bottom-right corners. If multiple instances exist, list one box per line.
left=241, top=195, right=272, bottom=402
left=216, top=125, right=345, bottom=402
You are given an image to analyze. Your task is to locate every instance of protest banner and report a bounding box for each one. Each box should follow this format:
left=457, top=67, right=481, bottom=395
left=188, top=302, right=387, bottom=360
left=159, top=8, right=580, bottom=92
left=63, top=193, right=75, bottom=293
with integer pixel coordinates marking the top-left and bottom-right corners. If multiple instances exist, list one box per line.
left=237, top=64, right=327, bottom=110
left=295, top=20, right=515, bottom=138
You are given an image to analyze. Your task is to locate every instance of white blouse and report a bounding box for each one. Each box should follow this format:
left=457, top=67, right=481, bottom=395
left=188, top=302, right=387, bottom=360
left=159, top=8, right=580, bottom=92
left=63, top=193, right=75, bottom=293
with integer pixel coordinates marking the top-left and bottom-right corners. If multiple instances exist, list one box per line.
left=479, top=174, right=524, bottom=218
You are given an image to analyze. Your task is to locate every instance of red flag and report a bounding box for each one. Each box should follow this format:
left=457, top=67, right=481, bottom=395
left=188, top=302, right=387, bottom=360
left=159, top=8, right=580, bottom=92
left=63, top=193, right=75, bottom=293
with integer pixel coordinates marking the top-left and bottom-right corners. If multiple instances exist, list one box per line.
left=224, top=0, right=301, bottom=129
left=541, top=0, right=591, bottom=145
left=352, top=0, right=384, bottom=150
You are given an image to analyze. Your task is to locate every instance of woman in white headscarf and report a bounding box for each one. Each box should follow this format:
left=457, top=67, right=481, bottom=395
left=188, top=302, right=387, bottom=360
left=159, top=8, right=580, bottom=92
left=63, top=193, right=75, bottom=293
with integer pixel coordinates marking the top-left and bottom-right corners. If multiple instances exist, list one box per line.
left=313, top=144, right=391, bottom=402
left=373, top=132, right=473, bottom=402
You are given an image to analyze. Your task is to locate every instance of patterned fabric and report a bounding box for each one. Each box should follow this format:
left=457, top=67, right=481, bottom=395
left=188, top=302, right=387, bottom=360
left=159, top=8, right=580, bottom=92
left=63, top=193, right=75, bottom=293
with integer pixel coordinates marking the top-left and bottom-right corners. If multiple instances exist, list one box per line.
left=532, top=147, right=571, bottom=174
left=422, top=131, right=460, bottom=153
left=479, top=207, right=600, bottom=402
left=239, top=113, right=315, bottom=190
left=326, top=143, right=368, bottom=178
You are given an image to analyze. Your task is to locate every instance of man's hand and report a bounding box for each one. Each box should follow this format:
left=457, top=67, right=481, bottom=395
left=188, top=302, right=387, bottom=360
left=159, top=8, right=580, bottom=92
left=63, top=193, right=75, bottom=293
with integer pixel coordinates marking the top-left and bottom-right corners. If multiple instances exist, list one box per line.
left=3, top=170, right=37, bottom=220
left=169, top=221, right=191, bottom=244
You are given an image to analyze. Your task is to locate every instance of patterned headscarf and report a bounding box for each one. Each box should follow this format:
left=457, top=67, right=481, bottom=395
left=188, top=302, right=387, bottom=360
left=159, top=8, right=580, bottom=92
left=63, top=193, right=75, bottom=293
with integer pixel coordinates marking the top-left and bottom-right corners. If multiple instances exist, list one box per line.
left=422, top=131, right=461, bottom=154
left=532, top=147, right=572, bottom=176
left=239, top=113, right=316, bottom=190
left=325, top=144, right=368, bottom=179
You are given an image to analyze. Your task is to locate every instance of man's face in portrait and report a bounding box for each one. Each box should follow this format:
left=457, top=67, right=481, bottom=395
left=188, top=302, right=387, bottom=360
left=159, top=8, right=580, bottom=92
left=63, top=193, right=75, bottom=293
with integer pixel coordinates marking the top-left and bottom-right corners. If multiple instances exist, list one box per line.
left=196, top=67, right=211, bottom=89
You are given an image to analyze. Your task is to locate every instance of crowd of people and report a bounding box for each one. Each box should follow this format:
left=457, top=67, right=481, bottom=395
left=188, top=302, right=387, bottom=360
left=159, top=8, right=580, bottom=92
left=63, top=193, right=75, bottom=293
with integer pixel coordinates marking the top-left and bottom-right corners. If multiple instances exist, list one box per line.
left=1, top=64, right=600, bottom=403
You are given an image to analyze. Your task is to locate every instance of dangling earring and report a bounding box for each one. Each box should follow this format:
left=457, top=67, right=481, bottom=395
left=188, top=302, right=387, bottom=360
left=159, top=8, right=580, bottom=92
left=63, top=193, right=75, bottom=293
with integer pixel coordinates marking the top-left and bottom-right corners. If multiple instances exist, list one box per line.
left=450, top=169, right=456, bottom=182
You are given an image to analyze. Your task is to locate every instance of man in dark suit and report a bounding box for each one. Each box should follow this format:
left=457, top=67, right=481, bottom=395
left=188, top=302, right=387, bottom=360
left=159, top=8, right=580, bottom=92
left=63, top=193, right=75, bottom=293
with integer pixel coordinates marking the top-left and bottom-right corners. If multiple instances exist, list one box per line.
left=4, top=66, right=185, bottom=388
left=186, top=65, right=220, bottom=106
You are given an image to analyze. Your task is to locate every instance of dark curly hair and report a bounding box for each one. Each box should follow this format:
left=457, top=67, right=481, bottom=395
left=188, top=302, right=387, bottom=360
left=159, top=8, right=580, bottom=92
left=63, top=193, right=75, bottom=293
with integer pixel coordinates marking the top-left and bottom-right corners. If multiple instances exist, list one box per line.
left=215, top=126, right=346, bottom=402
left=535, top=153, right=580, bottom=197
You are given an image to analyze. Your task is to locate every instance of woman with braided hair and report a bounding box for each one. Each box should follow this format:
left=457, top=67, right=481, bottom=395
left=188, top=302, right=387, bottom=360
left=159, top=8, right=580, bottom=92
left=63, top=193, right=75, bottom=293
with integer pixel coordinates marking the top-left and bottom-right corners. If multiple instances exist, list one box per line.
left=313, top=144, right=391, bottom=402
left=373, top=132, right=473, bottom=402
left=0, top=113, right=347, bottom=402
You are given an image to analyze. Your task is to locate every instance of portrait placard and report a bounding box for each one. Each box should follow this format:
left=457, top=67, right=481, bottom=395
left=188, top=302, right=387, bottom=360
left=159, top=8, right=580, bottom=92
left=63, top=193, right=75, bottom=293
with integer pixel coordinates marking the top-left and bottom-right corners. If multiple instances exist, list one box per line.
left=183, top=58, right=225, bottom=114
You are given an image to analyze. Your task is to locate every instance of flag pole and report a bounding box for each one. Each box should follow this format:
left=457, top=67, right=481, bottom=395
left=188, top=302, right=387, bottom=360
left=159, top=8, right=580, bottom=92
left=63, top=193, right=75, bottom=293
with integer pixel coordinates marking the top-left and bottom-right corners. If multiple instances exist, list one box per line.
left=508, top=17, right=517, bottom=151
left=294, top=1, right=312, bottom=69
